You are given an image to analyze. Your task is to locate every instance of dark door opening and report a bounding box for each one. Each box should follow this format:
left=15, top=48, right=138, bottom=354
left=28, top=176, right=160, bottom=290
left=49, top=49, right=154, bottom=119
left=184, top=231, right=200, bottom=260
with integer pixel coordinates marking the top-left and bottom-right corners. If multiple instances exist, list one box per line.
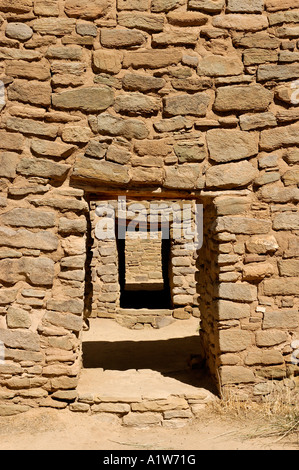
left=117, top=225, right=172, bottom=310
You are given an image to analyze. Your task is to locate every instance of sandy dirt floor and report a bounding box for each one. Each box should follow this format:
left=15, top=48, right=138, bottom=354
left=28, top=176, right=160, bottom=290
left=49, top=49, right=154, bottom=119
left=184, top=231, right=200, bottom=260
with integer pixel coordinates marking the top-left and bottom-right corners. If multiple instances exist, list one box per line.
left=1, top=318, right=297, bottom=451
left=0, top=406, right=297, bottom=451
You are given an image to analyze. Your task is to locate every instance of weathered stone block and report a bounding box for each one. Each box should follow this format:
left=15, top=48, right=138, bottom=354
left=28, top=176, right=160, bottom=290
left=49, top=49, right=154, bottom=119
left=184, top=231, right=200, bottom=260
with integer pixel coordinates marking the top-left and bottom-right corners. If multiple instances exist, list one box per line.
left=0, top=0, right=32, bottom=13
left=0, top=152, right=19, bottom=178
left=0, top=288, right=18, bottom=305
left=227, top=0, right=264, bottom=12
left=6, top=23, right=33, bottom=41
left=154, top=116, right=193, bottom=133
left=245, top=235, right=278, bottom=254
left=33, top=18, right=76, bottom=35
left=164, top=92, right=209, bottom=117
left=265, top=0, right=299, bottom=11
left=273, top=213, right=299, bottom=231
left=62, top=127, right=92, bottom=143
left=218, top=300, right=250, bottom=320
left=118, top=12, right=165, bottom=32
left=260, top=124, right=299, bottom=151
left=123, top=412, right=162, bottom=427
left=258, top=64, right=299, bottom=81
left=216, top=217, right=271, bottom=234
left=132, top=397, right=188, bottom=412
left=263, top=310, right=298, bottom=329
left=206, top=161, right=258, bottom=189
left=59, top=218, right=87, bottom=234
left=8, top=80, right=52, bottom=107
left=278, top=260, right=299, bottom=277
left=164, top=164, right=204, bottom=189
left=240, top=112, right=277, bottom=131
left=123, top=73, right=165, bottom=93
left=220, top=366, right=255, bottom=384
left=7, top=307, right=31, bottom=329
left=114, top=93, right=160, bottom=115
left=152, top=30, right=199, bottom=46
left=64, top=0, right=110, bottom=19
left=17, top=158, right=70, bottom=180
left=214, top=196, right=250, bottom=216
left=93, top=50, right=123, bottom=74
left=44, top=311, right=83, bottom=332
left=245, top=350, right=284, bottom=366
left=197, top=55, right=243, bottom=76
left=31, top=140, right=75, bottom=159
left=0, top=329, right=40, bottom=352
left=188, top=0, right=225, bottom=12
left=243, top=49, right=278, bottom=66
left=174, top=142, right=206, bottom=163
left=219, top=329, right=252, bottom=353
left=123, top=49, right=182, bottom=69
left=46, top=46, right=82, bottom=60
left=134, top=139, right=171, bottom=157
left=215, top=85, right=272, bottom=113
left=34, top=0, right=60, bottom=16
left=242, top=262, right=275, bottom=281
left=117, top=0, right=149, bottom=10
left=0, top=405, right=30, bottom=416
left=6, top=118, right=59, bottom=139
left=0, top=227, right=58, bottom=251
left=73, top=155, right=130, bottom=185
left=256, top=330, right=288, bottom=347
left=218, top=283, right=257, bottom=302
left=263, top=278, right=299, bottom=296
left=206, top=129, right=259, bottom=162
left=0, top=257, right=55, bottom=286
left=167, top=11, right=207, bottom=25
left=101, top=28, right=146, bottom=48
left=6, top=60, right=51, bottom=81
left=52, top=87, right=114, bottom=113
left=212, top=14, right=269, bottom=30
left=282, top=168, right=299, bottom=186
left=1, top=208, right=55, bottom=228
left=151, top=0, right=182, bottom=11
left=96, top=113, right=149, bottom=140
left=0, top=48, right=41, bottom=61
left=258, top=186, right=299, bottom=204
left=92, top=403, right=130, bottom=414
left=46, top=299, right=84, bottom=316
left=0, top=131, right=24, bottom=151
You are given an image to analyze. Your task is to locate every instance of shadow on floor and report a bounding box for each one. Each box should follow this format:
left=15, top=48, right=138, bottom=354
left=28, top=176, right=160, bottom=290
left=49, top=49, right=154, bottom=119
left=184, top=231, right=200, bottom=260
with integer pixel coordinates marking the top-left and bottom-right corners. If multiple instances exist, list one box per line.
left=82, top=336, right=217, bottom=395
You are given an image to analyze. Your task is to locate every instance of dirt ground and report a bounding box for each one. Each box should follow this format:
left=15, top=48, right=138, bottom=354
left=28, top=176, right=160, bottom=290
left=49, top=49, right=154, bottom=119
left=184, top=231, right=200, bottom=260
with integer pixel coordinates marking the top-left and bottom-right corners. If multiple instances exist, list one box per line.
left=0, top=406, right=297, bottom=451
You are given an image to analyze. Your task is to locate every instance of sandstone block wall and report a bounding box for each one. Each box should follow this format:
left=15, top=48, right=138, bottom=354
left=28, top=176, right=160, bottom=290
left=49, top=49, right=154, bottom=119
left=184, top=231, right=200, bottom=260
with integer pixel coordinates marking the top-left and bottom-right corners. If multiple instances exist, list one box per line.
left=125, top=233, right=164, bottom=289
left=0, top=0, right=298, bottom=413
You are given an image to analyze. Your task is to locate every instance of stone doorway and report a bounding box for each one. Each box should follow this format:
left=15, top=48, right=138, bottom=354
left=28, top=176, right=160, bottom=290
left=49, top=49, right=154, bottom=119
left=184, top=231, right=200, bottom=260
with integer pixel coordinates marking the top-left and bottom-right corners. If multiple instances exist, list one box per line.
left=72, top=193, right=218, bottom=421
left=117, top=225, right=172, bottom=310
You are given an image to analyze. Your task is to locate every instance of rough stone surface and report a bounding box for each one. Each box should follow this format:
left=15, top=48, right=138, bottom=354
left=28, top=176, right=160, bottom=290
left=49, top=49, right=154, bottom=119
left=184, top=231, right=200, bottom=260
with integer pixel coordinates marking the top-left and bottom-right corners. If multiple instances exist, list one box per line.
left=52, top=87, right=114, bottom=113
left=206, top=161, right=258, bottom=189
left=207, top=130, right=259, bottom=163
left=0, top=0, right=298, bottom=408
left=214, top=85, right=272, bottom=112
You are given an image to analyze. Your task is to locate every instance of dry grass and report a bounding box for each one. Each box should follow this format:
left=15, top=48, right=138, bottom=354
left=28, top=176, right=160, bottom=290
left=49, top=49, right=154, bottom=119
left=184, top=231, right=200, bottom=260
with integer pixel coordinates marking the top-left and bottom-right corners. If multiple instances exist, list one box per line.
left=207, top=384, right=299, bottom=445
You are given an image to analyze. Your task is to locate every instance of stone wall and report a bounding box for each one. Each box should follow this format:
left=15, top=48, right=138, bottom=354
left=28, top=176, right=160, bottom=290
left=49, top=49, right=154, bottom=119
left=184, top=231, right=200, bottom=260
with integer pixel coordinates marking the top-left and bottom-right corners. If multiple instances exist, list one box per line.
left=125, top=232, right=164, bottom=289
left=0, top=0, right=298, bottom=414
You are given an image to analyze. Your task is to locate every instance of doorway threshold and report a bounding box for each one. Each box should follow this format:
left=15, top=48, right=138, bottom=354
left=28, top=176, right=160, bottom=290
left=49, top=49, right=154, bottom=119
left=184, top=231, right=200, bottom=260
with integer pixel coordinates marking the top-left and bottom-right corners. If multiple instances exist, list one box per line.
left=71, top=318, right=218, bottom=426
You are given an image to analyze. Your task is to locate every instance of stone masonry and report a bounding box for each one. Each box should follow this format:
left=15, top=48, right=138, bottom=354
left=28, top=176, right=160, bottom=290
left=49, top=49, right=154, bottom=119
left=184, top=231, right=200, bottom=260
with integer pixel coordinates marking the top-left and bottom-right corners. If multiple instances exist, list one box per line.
left=0, top=0, right=298, bottom=419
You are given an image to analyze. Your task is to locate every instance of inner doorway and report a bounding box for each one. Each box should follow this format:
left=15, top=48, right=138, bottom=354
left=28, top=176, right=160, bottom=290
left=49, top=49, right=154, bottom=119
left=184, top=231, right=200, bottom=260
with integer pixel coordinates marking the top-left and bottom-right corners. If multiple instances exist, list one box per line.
left=117, top=222, right=172, bottom=310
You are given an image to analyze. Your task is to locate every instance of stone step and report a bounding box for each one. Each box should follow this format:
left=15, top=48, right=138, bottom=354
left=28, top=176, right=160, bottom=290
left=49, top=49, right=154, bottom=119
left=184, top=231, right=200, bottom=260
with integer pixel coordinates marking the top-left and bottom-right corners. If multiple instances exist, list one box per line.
left=116, top=308, right=173, bottom=317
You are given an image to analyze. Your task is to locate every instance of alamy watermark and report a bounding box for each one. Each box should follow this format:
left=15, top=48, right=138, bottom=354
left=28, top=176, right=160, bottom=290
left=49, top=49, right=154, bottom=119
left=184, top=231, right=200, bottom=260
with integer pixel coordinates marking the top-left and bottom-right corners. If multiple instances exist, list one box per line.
left=291, top=79, right=299, bottom=105
left=0, top=81, right=5, bottom=108
left=291, top=340, right=299, bottom=366
left=94, top=197, right=203, bottom=251
left=0, top=340, right=4, bottom=365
